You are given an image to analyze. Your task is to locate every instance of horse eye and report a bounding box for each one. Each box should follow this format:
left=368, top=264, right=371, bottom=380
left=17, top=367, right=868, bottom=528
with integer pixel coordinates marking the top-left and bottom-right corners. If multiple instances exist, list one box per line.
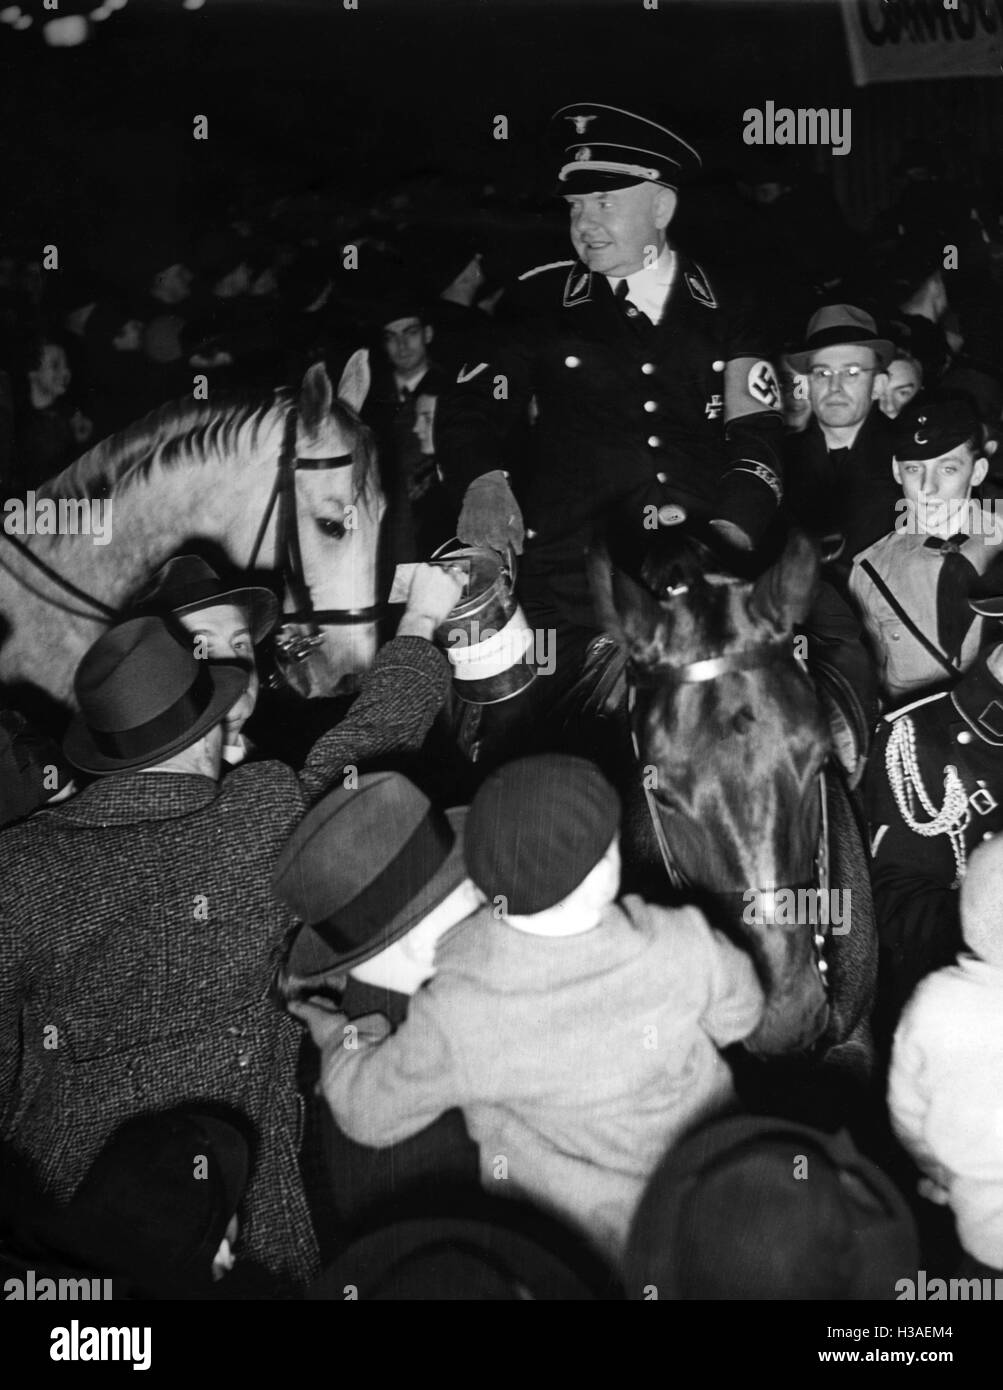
left=316, top=517, right=346, bottom=539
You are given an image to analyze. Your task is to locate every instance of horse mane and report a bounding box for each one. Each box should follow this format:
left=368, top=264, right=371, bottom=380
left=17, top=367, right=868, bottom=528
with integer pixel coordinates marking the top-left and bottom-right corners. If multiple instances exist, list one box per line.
left=39, top=386, right=377, bottom=504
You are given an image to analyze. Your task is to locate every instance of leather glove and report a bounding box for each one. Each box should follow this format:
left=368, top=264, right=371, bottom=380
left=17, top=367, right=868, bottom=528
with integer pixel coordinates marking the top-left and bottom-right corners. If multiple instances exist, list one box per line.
left=457, top=470, right=525, bottom=555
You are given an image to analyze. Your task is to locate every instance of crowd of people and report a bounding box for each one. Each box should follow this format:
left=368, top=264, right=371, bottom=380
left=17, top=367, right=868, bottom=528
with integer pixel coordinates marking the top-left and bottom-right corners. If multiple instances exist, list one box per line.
left=2, top=108, right=1003, bottom=1300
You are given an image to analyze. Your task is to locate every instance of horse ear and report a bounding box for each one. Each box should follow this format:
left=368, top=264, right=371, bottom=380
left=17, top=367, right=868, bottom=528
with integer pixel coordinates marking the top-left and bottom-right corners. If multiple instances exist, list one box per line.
left=298, top=360, right=334, bottom=435
left=748, top=530, right=820, bottom=632
left=335, top=348, right=371, bottom=414
left=588, top=544, right=667, bottom=667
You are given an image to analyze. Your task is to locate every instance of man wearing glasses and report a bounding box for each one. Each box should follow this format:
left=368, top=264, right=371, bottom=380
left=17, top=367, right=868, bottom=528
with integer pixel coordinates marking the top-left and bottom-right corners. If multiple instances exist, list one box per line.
left=784, top=306, right=901, bottom=781
left=785, top=304, right=900, bottom=567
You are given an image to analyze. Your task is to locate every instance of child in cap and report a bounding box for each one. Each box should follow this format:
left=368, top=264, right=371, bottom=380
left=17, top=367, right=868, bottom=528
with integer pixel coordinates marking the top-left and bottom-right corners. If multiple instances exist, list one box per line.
left=292, top=754, right=764, bottom=1262
left=849, top=397, right=1003, bottom=705
left=889, top=832, right=1003, bottom=1270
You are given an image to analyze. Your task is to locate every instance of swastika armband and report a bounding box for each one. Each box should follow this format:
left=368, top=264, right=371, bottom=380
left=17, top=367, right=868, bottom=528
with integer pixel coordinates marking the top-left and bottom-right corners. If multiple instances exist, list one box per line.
left=724, top=356, right=783, bottom=422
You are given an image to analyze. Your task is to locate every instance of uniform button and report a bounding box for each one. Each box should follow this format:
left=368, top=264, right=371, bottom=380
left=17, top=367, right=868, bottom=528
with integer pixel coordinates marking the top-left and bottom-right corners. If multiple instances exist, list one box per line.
left=626, top=307, right=639, bottom=318
left=564, top=355, right=581, bottom=368
left=647, top=435, right=662, bottom=448
left=643, top=400, right=658, bottom=413
left=656, top=471, right=668, bottom=483
left=957, top=730, right=974, bottom=744
left=641, top=362, right=656, bottom=375
left=984, top=831, right=996, bottom=841
left=658, top=504, right=687, bottom=526
left=890, top=631, right=901, bottom=641
left=712, top=359, right=726, bottom=372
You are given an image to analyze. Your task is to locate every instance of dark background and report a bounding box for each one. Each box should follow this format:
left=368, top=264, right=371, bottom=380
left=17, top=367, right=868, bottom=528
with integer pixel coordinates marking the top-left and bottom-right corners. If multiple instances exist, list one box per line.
left=1, top=0, right=1001, bottom=257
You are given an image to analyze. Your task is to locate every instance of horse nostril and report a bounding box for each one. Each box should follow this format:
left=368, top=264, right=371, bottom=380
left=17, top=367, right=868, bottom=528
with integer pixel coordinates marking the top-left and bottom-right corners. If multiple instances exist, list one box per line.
left=732, top=705, right=755, bottom=735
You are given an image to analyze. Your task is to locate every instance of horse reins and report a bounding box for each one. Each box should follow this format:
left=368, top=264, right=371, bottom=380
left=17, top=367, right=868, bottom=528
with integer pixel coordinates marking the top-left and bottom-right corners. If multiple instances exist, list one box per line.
left=0, top=527, right=121, bottom=619
left=629, top=635, right=831, bottom=987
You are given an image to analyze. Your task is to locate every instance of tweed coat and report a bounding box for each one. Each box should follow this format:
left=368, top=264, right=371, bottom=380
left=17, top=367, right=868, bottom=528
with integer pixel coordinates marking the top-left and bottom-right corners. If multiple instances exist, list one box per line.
left=0, top=635, right=448, bottom=1297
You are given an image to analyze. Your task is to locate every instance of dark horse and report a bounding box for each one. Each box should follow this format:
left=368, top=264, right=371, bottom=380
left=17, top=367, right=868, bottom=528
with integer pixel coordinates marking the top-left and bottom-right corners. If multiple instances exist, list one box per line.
left=589, top=528, right=877, bottom=1061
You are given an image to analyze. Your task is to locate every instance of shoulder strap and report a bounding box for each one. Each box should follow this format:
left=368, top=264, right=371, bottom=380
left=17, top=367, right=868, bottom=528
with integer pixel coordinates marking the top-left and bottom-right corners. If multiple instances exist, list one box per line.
left=859, top=559, right=961, bottom=681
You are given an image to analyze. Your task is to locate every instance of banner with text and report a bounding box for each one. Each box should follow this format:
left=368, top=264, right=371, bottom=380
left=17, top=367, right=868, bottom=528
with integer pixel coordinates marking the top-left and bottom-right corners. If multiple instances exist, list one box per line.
left=842, top=0, right=1003, bottom=85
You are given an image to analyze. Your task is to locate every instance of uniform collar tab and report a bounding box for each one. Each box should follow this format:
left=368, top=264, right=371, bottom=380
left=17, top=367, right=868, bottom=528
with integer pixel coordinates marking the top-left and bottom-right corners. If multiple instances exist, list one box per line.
left=563, top=264, right=593, bottom=307
left=951, top=659, right=1003, bottom=746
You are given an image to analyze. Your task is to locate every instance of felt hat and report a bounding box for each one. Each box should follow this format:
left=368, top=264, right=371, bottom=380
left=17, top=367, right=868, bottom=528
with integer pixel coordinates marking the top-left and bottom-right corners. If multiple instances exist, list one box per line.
left=464, top=754, right=621, bottom=915
left=63, top=616, right=247, bottom=775
left=551, top=102, right=701, bottom=194
left=787, top=304, right=896, bottom=374
left=309, top=1216, right=597, bottom=1301
left=623, top=1115, right=919, bottom=1301
left=134, top=555, right=279, bottom=645
left=44, top=1107, right=252, bottom=1296
left=891, top=396, right=982, bottom=462
left=273, top=772, right=470, bottom=975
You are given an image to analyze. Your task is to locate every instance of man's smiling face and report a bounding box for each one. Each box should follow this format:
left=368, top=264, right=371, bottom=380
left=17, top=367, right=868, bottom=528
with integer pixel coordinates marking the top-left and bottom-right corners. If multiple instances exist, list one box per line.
left=564, top=182, right=676, bottom=278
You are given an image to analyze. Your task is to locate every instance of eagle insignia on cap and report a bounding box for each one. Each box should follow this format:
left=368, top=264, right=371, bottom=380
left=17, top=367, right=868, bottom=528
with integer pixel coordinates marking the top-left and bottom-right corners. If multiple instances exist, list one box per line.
left=574, top=147, right=591, bottom=162
left=567, top=114, right=597, bottom=135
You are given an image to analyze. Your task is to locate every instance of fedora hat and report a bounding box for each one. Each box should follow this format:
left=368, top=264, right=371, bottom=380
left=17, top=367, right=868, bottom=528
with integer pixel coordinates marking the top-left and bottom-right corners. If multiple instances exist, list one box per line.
left=135, top=555, right=278, bottom=645
left=623, top=1115, right=918, bottom=1301
left=42, top=1106, right=252, bottom=1296
left=309, top=1215, right=597, bottom=1301
left=274, top=772, right=471, bottom=977
left=787, top=304, right=896, bottom=374
left=64, top=616, right=248, bottom=775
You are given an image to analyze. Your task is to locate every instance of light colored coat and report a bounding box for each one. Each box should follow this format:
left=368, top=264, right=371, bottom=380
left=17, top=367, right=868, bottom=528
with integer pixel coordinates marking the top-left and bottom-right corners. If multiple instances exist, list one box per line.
left=850, top=516, right=1003, bottom=702
left=314, top=896, right=764, bottom=1260
left=889, top=954, right=1003, bottom=1268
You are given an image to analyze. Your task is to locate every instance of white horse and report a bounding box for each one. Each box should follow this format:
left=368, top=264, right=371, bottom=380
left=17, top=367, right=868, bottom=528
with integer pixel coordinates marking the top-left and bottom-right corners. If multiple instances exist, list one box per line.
left=0, top=352, right=384, bottom=710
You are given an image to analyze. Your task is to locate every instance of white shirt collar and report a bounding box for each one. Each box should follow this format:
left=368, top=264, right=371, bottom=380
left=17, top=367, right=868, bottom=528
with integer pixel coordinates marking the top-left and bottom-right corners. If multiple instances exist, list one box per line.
left=606, top=244, right=676, bottom=325
left=394, top=368, right=427, bottom=396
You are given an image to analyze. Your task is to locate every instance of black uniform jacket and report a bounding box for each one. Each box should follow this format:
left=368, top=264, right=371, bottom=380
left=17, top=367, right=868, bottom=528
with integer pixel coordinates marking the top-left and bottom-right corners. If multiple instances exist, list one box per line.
left=865, top=662, right=1003, bottom=1020
left=436, top=253, right=784, bottom=626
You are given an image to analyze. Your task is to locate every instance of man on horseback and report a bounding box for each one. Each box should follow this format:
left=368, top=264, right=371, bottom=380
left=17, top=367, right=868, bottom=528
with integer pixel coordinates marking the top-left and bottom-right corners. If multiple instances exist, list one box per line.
left=435, top=103, right=786, bottom=733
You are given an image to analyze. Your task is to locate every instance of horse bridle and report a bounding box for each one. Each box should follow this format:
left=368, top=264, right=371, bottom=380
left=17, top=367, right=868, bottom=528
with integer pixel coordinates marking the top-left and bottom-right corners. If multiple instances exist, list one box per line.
left=628, top=629, right=830, bottom=987
left=247, top=403, right=391, bottom=675
left=0, top=402, right=391, bottom=691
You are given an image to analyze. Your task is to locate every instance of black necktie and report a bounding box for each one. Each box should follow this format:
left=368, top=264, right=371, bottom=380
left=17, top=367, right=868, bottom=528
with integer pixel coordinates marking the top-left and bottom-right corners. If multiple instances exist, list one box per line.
left=925, top=532, right=977, bottom=662
left=614, top=279, right=654, bottom=344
